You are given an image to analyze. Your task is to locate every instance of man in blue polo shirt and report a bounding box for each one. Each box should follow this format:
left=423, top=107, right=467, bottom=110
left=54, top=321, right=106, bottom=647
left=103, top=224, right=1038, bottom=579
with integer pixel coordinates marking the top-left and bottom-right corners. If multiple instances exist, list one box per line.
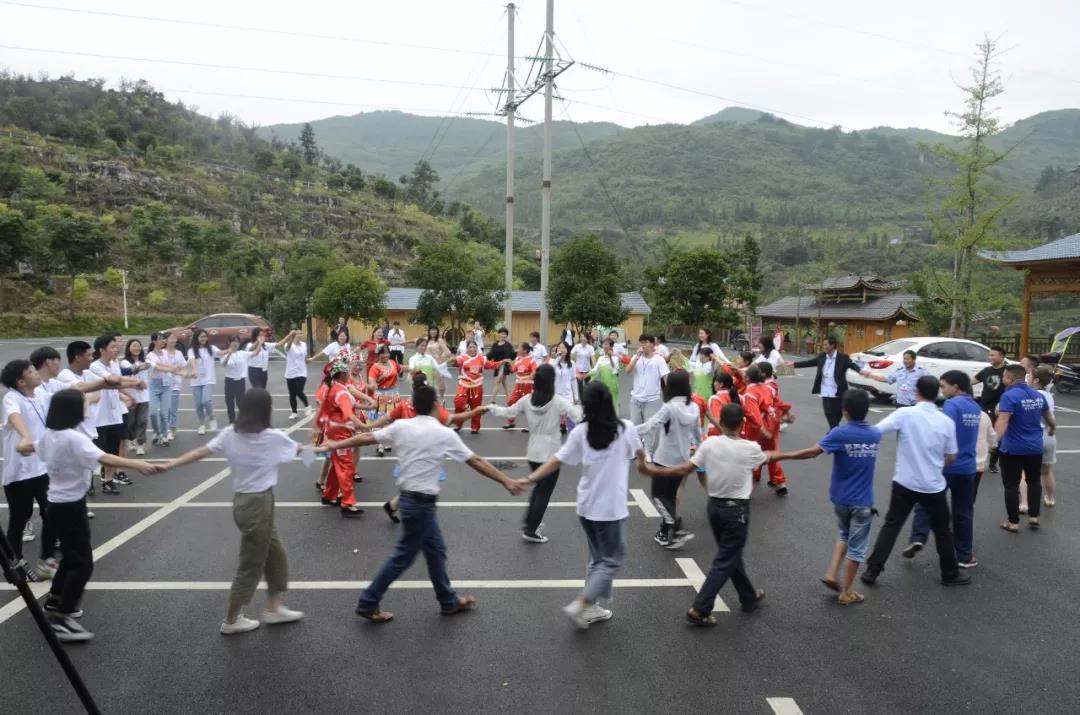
left=903, top=371, right=982, bottom=567
left=773, top=389, right=881, bottom=605
left=995, top=364, right=1056, bottom=531
left=860, top=350, right=925, bottom=407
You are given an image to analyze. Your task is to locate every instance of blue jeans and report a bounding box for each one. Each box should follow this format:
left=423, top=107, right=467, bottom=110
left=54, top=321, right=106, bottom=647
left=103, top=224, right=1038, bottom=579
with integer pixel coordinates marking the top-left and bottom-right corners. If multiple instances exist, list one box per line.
left=910, top=473, right=976, bottom=562
left=169, top=390, right=180, bottom=430
left=358, top=494, right=456, bottom=611
left=834, top=504, right=873, bottom=563
left=192, top=384, right=214, bottom=422
left=148, top=379, right=172, bottom=437
left=579, top=517, right=627, bottom=603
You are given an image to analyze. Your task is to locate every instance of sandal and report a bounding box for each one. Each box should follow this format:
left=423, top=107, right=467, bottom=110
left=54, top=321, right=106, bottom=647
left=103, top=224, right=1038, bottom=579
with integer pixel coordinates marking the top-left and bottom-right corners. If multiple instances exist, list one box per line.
left=819, top=577, right=840, bottom=593
left=441, top=595, right=477, bottom=615
left=686, top=607, right=717, bottom=627
left=382, top=501, right=400, bottom=524
left=1000, top=521, right=1019, bottom=533
left=838, top=592, right=865, bottom=605
left=1044, top=496, right=1055, bottom=508
left=1028, top=519, right=1040, bottom=530
left=355, top=608, right=393, bottom=623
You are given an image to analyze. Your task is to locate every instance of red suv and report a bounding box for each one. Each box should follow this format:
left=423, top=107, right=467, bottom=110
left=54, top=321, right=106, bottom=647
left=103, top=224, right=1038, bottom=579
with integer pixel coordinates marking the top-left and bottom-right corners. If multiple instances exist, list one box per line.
left=166, top=313, right=273, bottom=350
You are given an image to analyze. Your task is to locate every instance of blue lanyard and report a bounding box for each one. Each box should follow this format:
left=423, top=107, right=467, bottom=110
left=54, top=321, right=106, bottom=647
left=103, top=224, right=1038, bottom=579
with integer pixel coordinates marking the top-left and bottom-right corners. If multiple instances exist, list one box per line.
left=19, top=393, right=46, bottom=428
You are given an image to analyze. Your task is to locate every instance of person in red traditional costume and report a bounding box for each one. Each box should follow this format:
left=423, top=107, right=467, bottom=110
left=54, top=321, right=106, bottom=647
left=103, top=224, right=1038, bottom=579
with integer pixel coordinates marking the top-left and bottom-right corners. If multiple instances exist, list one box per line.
left=368, top=346, right=402, bottom=457
left=758, top=362, right=793, bottom=496
left=317, top=362, right=371, bottom=518
left=454, top=340, right=502, bottom=434
left=502, top=343, right=537, bottom=430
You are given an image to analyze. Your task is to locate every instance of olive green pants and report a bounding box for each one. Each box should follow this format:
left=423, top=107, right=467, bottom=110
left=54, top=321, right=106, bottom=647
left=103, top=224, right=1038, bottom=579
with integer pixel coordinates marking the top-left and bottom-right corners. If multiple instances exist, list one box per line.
left=230, top=489, right=288, bottom=613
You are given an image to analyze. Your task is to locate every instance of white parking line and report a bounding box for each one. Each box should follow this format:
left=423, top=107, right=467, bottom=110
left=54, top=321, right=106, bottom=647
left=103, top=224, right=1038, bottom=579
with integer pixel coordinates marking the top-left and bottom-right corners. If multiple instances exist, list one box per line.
left=674, top=557, right=730, bottom=613
left=1, top=578, right=695, bottom=592
left=767, top=697, right=805, bottom=715
left=0, top=501, right=632, bottom=509
left=630, top=488, right=661, bottom=517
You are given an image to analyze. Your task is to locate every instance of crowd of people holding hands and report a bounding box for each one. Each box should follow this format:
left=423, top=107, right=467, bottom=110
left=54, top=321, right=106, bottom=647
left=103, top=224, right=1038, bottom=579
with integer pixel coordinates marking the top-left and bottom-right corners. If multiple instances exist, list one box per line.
left=0, top=318, right=1063, bottom=641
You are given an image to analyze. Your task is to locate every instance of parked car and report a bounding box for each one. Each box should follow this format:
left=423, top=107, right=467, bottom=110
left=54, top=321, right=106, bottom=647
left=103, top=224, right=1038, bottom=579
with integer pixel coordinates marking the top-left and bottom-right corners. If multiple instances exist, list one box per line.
left=847, top=337, right=1002, bottom=401
left=166, top=313, right=273, bottom=350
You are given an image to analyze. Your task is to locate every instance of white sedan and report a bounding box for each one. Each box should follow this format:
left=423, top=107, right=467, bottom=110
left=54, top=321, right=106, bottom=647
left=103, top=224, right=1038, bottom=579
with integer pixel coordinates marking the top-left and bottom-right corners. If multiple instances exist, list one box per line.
left=847, top=337, right=999, bottom=400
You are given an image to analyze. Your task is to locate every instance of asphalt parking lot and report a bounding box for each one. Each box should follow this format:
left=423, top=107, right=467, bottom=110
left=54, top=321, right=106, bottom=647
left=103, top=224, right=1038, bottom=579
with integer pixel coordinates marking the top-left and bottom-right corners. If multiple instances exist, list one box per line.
left=0, top=337, right=1078, bottom=714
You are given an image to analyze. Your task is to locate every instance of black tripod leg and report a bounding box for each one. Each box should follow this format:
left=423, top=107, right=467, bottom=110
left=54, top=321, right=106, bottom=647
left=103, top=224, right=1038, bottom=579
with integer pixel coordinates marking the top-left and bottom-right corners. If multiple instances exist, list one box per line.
left=0, top=529, right=100, bottom=715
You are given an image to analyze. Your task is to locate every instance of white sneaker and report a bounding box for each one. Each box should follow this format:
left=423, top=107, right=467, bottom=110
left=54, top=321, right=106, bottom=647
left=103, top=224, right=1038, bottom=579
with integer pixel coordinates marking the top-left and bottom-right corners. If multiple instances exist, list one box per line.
left=209, top=419, right=219, bottom=431
left=582, top=603, right=613, bottom=624
left=562, top=600, right=589, bottom=630
left=167, top=430, right=176, bottom=442
left=136, top=445, right=146, bottom=456
left=22, top=521, right=34, bottom=542
left=197, top=425, right=206, bottom=435
left=521, top=529, right=549, bottom=543
left=664, top=532, right=695, bottom=550
left=288, top=412, right=298, bottom=420
left=36, top=557, right=59, bottom=580
left=86, top=511, right=95, bottom=519
left=127, top=439, right=136, bottom=451
left=305, top=406, right=313, bottom=417
left=220, top=615, right=261, bottom=635
left=261, top=605, right=304, bottom=625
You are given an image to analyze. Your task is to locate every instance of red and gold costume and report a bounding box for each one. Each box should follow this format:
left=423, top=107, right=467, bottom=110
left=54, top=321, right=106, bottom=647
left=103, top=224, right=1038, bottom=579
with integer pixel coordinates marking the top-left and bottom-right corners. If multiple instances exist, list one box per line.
left=368, top=360, right=401, bottom=417
left=454, top=353, right=499, bottom=432
left=743, top=381, right=781, bottom=486
left=504, top=355, right=537, bottom=426
left=318, top=380, right=363, bottom=508
left=760, top=378, right=791, bottom=488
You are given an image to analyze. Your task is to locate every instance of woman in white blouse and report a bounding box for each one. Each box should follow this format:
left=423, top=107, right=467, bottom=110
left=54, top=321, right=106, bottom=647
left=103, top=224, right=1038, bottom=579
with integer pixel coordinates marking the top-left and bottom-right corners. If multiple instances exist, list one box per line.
left=187, top=328, right=223, bottom=435
left=246, top=328, right=278, bottom=390
left=280, top=329, right=312, bottom=420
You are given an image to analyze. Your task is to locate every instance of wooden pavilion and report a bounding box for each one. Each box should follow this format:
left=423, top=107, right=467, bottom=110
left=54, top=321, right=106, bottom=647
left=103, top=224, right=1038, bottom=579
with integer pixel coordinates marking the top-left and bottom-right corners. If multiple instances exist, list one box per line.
left=980, top=232, right=1080, bottom=354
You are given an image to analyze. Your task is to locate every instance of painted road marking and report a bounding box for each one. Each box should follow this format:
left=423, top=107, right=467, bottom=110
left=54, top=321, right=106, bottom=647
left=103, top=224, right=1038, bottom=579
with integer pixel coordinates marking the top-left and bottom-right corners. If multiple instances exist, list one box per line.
left=767, top=697, right=805, bottom=714
left=675, top=557, right=730, bottom=613
left=0, top=501, right=634, bottom=509
left=1, top=578, right=695, bottom=592
left=631, top=488, right=661, bottom=517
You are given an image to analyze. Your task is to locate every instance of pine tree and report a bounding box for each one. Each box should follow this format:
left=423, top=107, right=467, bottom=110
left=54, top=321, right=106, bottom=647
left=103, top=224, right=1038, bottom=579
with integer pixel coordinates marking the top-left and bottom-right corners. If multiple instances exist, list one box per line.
left=299, top=123, right=319, bottom=165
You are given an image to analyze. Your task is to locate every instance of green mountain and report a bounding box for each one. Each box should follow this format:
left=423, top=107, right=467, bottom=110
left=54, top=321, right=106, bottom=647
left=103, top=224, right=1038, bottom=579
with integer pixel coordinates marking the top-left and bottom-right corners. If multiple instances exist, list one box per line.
left=691, top=107, right=766, bottom=125
left=260, top=111, right=625, bottom=181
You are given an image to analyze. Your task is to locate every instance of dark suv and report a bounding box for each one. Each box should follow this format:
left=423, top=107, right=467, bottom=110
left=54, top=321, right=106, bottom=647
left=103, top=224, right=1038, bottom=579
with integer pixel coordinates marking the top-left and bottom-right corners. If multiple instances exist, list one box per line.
left=166, top=313, right=273, bottom=350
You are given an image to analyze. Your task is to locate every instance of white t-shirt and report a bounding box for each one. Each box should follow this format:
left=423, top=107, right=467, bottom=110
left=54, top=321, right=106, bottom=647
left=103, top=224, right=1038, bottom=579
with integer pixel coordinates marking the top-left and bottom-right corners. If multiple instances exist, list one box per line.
left=120, top=358, right=150, bottom=403
left=145, top=350, right=170, bottom=383
left=189, top=346, right=222, bottom=387
left=754, top=349, right=783, bottom=370
left=320, top=341, right=350, bottom=363
left=655, top=343, right=671, bottom=359
left=223, top=349, right=249, bottom=380
left=631, top=354, right=670, bottom=403
left=88, top=359, right=127, bottom=426
left=57, top=368, right=98, bottom=440
left=248, top=342, right=277, bottom=370
left=552, top=360, right=576, bottom=399
left=284, top=342, right=309, bottom=379
left=530, top=343, right=549, bottom=361
left=2, top=390, right=48, bottom=484
left=373, top=415, right=474, bottom=495
left=388, top=328, right=406, bottom=352
left=207, top=427, right=298, bottom=493
left=555, top=419, right=640, bottom=521
left=689, top=342, right=722, bottom=364
left=160, top=349, right=187, bottom=390
left=37, top=428, right=103, bottom=503
left=690, top=434, right=767, bottom=500
left=571, top=344, right=595, bottom=373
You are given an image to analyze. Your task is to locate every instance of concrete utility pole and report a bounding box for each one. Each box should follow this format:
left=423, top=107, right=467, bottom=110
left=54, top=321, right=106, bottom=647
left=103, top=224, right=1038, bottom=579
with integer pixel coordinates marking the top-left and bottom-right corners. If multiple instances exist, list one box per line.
left=538, top=0, right=554, bottom=344
left=503, top=3, right=515, bottom=334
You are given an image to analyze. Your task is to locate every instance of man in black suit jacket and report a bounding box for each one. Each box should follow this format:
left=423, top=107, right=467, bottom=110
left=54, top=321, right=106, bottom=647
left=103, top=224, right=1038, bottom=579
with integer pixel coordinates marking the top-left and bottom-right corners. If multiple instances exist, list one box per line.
left=791, top=335, right=864, bottom=429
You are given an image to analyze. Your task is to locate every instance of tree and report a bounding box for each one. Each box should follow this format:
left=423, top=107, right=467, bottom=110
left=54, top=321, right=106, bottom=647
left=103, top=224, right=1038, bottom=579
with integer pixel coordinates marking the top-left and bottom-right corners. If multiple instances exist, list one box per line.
left=222, top=236, right=274, bottom=314
left=406, top=239, right=504, bottom=335
left=928, top=36, right=1012, bottom=338
left=39, top=205, right=110, bottom=318
left=311, top=264, right=387, bottom=326
left=0, top=202, right=30, bottom=269
left=729, top=233, right=764, bottom=315
left=547, top=235, right=628, bottom=332
left=400, top=160, right=439, bottom=210
left=268, top=241, right=337, bottom=330
left=253, top=150, right=275, bottom=172
left=644, top=246, right=738, bottom=332
left=299, top=123, right=319, bottom=165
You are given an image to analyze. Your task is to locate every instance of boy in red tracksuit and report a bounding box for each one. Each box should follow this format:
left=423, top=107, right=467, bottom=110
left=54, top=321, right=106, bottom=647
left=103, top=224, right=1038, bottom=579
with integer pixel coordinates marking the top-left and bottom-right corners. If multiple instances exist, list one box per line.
left=758, top=362, right=791, bottom=496
left=742, top=365, right=774, bottom=489
left=503, top=344, right=536, bottom=429
left=318, top=362, right=368, bottom=517
left=454, top=341, right=501, bottom=434
left=722, top=358, right=747, bottom=395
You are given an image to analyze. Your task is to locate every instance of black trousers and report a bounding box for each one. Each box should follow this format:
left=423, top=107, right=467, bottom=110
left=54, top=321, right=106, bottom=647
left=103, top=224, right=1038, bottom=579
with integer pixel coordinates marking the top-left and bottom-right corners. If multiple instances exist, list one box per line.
left=1000, top=452, right=1042, bottom=523
left=822, top=397, right=843, bottom=430
left=47, top=499, right=93, bottom=613
left=390, top=350, right=404, bottom=365
left=867, top=482, right=959, bottom=580
left=248, top=366, right=268, bottom=389
left=983, top=407, right=1000, bottom=469
left=3, top=474, right=53, bottom=561
left=525, top=461, right=560, bottom=533
left=286, top=376, right=309, bottom=412
left=224, top=377, right=246, bottom=423
left=694, top=498, right=757, bottom=616
left=651, top=471, right=685, bottom=536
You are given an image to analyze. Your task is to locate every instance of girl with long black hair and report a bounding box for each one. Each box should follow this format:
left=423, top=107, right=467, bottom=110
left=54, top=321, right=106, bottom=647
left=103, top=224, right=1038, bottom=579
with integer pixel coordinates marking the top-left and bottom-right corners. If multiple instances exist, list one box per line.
left=246, top=328, right=277, bottom=389
left=188, top=328, right=223, bottom=435
left=636, top=370, right=701, bottom=549
left=120, top=338, right=150, bottom=455
left=489, top=364, right=583, bottom=543
left=523, top=381, right=646, bottom=629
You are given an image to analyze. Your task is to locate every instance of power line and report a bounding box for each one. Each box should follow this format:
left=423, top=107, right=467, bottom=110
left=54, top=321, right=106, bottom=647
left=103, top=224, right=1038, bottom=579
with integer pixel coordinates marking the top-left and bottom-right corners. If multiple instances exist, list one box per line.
left=558, top=103, right=634, bottom=238
left=154, top=87, right=489, bottom=117
left=0, top=44, right=484, bottom=91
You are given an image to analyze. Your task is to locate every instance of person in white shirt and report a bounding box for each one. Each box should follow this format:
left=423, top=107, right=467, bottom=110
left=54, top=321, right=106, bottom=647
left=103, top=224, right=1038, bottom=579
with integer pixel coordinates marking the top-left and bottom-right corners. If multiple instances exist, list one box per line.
left=606, top=330, right=628, bottom=359
left=528, top=331, right=549, bottom=362
left=88, top=333, right=139, bottom=494
left=187, top=328, right=223, bottom=434
left=221, top=335, right=249, bottom=425
left=525, top=381, right=646, bottom=629
left=120, top=338, right=151, bottom=455
left=387, top=321, right=407, bottom=365
left=638, top=402, right=771, bottom=626
left=34, top=388, right=159, bottom=642
left=309, top=331, right=351, bottom=364
left=424, top=326, right=454, bottom=402
left=144, top=332, right=182, bottom=446
left=1027, top=367, right=1057, bottom=509
left=689, top=329, right=725, bottom=366
left=317, top=383, right=523, bottom=624
left=487, top=365, right=583, bottom=543
left=627, top=335, right=670, bottom=455
left=2, top=358, right=58, bottom=579
left=655, top=335, right=671, bottom=360
left=753, top=336, right=783, bottom=370
left=861, top=376, right=970, bottom=587
left=280, top=329, right=312, bottom=420
left=246, top=328, right=277, bottom=389
left=571, top=334, right=595, bottom=398
left=164, top=388, right=305, bottom=635
left=471, top=321, right=486, bottom=351
left=163, top=332, right=187, bottom=440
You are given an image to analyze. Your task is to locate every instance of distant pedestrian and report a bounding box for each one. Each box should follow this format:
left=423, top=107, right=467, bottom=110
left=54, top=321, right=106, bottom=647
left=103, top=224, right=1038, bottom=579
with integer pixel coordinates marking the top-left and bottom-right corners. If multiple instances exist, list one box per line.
left=387, top=321, right=407, bottom=365
left=280, top=328, right=312, bottom=420
left=486, top=327, right=515, bottom=403
left=245, top=328, right=277, bottom=390
left=974, top=346, right=1007, bottom=472
left=329, top=316, right=350, bottom=344
left=995, top=364, right=1055, bottom=532
left=220, top=336, right=249, bottom=425
left=1029, top=366, right=1057, bottom=509
left=627, top=335, right=670, bottom=455
left=859, top=350, right=925, bottom=407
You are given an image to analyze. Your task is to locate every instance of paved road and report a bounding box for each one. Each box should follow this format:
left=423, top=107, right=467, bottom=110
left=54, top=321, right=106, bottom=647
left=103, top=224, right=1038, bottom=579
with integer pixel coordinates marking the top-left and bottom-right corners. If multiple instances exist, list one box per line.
left=0, top=337, right=1077, bottom=714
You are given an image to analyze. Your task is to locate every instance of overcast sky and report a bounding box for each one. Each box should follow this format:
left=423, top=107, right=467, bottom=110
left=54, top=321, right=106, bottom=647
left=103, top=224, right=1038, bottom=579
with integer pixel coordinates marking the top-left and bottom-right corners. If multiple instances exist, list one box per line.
left=1, top=0, right=1077, bottom=132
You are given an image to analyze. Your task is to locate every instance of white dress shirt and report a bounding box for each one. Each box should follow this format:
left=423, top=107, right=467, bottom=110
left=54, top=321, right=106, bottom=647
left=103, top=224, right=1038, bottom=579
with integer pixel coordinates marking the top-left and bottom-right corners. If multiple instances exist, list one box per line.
left=821, top=351, right=839, bottom=398
left=875, top=401, right=958, bottom=493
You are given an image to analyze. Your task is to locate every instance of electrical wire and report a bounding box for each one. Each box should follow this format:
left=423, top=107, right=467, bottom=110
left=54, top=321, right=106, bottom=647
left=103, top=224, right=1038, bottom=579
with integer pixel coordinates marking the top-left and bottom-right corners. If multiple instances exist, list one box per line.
left=558, top=101, right=635, bottom=237
left=154, top=87, right=488, bottom=116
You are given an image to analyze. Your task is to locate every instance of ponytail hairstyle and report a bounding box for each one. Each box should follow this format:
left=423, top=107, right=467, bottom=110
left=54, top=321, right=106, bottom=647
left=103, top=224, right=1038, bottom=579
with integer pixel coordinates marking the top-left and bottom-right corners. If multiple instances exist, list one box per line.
left=531, top=364, right=555, bottom=408
left=759, top=362, right=774, bottom=379
left=661, top=369, right=693, bottom=434
left=714, top=370, right=739, bottom=404
left=581, top=381, right=621, bottom=450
